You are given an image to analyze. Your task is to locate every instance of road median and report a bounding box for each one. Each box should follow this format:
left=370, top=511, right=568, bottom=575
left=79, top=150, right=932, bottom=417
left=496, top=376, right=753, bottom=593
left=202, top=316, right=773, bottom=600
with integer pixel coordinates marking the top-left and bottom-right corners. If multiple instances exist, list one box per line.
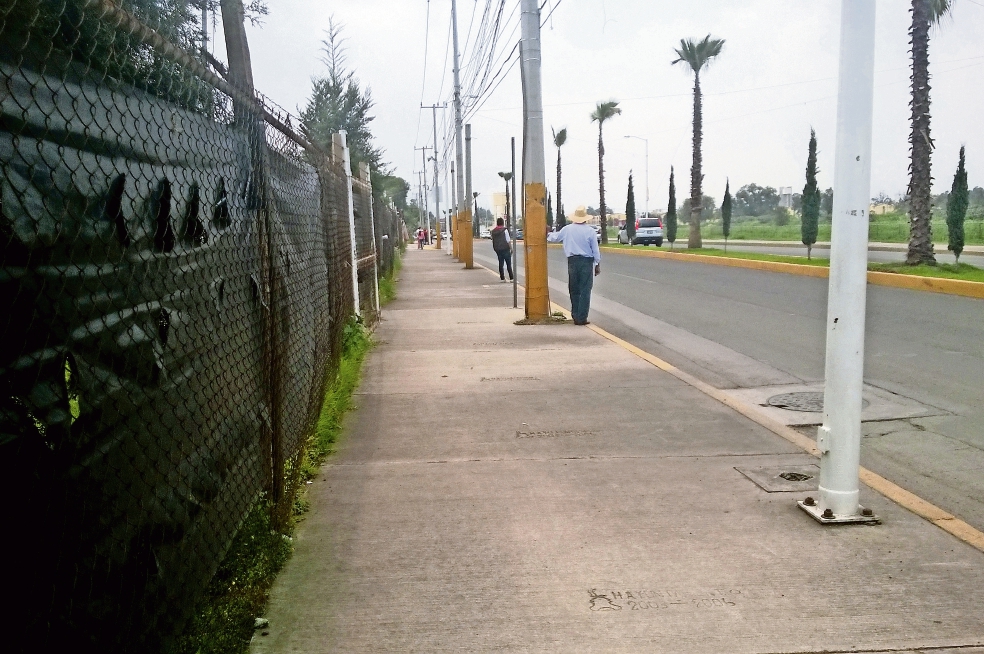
left=588, top=244, right=984, bottom=299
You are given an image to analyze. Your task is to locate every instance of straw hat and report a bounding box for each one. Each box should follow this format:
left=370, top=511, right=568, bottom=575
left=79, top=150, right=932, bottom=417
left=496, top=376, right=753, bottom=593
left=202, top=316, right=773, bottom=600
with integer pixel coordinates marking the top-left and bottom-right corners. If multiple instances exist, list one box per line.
left=570, top=206, right=589, bottom=224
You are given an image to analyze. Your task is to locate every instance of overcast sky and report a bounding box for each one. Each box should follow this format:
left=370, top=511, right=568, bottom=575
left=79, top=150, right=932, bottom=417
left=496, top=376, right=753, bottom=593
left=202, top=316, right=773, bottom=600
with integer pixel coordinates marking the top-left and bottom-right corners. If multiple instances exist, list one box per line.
left=242, top=1, right=984, bottom=215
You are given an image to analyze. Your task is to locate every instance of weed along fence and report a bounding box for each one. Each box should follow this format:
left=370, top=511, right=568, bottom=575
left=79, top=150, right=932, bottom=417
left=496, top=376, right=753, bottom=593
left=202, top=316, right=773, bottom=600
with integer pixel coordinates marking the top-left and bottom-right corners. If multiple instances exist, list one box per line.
left=0, top=1, right=399, bottom=650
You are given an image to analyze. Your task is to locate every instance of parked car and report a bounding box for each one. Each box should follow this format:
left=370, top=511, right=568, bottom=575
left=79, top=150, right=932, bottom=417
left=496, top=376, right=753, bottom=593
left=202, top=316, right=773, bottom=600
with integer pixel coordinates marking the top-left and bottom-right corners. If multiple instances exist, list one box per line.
left=479, top=226, right=491, bottom=239
left=591, top=224, right=602, bottom=243
left=618, top=217, right=663, bottom=246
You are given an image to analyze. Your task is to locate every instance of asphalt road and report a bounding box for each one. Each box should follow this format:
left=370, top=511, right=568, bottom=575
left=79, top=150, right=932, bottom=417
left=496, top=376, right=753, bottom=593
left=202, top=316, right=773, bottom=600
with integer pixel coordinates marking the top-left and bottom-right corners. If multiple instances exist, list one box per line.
left=473, top=243, right=984, bottom=532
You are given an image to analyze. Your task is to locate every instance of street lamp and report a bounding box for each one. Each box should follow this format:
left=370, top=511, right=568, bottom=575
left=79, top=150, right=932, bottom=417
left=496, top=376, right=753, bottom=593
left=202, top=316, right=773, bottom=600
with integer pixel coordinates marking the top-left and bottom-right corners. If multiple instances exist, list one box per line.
left=624, top=135, right=649, bottom=219
left=473, top=191, right=480, bottom=236
left=497, top=171, right=513, bottom=228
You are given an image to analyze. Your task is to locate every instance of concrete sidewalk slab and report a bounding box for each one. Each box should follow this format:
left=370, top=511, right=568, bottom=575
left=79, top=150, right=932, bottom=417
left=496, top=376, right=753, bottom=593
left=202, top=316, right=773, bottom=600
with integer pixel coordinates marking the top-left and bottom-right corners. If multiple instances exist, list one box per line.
left=252, top=249, right=984, bottom=654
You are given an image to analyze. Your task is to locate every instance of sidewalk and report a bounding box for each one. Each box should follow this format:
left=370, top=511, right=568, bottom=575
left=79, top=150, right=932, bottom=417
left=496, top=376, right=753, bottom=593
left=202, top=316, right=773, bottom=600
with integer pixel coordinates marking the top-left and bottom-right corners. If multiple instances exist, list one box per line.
left=251, top=249, right=984, bottom=653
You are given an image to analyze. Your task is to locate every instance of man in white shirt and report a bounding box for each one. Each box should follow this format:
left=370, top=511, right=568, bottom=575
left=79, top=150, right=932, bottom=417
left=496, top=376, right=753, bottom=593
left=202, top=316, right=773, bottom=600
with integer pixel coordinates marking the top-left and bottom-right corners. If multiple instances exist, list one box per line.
left=547, top=206, right=601, bottom=325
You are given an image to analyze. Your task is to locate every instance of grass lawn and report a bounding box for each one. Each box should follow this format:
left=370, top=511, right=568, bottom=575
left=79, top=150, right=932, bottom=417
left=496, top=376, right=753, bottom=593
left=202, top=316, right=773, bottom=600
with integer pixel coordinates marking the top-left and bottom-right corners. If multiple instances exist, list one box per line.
left=602, top=244, right=984, bottom=282
left=869, top=262, right=984, bottom=284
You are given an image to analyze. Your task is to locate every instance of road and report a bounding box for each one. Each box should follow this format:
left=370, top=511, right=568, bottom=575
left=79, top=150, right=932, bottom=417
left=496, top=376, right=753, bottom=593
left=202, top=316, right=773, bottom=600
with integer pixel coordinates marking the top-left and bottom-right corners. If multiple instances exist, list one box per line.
left=473, top=243, right=984, bottom=532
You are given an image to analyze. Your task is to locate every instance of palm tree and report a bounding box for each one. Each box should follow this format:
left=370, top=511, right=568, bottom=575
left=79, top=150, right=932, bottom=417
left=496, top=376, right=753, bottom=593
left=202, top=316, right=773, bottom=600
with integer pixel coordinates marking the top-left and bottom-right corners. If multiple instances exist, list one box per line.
left=552, top=127, right=568, bottom=229
left=590, top=101, right=621, bottom=244
left=906, top=0, right=953, bottom=265
left=672, top=34, right=725, bottom=249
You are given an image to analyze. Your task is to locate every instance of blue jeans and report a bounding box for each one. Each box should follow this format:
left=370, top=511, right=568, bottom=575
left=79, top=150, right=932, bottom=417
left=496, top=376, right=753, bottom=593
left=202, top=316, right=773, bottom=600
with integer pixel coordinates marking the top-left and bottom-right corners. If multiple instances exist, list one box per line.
left=496, top=248, right=513, bottom=280
left=567, top=255, right=594, bottom=323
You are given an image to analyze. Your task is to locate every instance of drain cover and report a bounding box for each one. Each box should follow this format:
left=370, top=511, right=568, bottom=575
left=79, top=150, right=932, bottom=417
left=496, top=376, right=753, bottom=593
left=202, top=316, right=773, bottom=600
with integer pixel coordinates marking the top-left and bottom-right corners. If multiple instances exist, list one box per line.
left=766, top=391, right=869, bottom=413
left=735, top=464, right=820, bottom=492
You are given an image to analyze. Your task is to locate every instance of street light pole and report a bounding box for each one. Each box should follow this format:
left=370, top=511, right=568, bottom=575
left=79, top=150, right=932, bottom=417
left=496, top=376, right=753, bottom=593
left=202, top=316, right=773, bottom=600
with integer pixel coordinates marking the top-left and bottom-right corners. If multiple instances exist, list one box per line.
left=624, top=135, right=649, bottom=218
left=799, top=0, right=879, bottom=526
left=511, top=137, right=518, bottom=309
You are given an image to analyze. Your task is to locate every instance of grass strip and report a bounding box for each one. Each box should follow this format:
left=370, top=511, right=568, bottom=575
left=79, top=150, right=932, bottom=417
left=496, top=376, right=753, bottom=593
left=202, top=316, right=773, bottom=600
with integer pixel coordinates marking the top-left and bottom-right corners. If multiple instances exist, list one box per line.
left=378, top=251, right=402, bottom=306
left=605, top=244, right=984, bottom=282
left=172, top=318, right=375, bottom=654
left=868, top=261, right=984, bottom=283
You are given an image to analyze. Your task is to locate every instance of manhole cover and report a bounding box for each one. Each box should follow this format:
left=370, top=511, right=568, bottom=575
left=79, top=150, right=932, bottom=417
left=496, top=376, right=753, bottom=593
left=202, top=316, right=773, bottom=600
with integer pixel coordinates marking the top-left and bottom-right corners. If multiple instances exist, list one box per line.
left=766, top=391, right=869, bottom=413
left=779, top=472, right=813, bottom=482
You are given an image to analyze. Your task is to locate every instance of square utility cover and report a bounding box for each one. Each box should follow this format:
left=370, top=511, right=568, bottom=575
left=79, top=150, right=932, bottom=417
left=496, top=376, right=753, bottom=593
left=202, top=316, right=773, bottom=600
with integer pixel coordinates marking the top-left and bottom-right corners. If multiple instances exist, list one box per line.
left=735, top=464, right=820, bottom=492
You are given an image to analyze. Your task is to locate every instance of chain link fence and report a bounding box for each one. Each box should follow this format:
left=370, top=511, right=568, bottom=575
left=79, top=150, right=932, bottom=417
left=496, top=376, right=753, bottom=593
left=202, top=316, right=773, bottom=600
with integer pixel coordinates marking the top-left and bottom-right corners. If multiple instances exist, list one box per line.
left=1, top=1, right=386, bottom=650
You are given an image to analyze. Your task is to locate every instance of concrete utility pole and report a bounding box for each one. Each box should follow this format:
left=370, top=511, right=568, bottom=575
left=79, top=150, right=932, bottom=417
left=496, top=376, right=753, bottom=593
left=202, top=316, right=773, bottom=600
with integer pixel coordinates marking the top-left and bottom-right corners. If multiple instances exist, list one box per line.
left=465, top=124, right=474, bottom=250
left=450, top=0, right=473, bottom=268
left=520, top=0, right=549, bottom=319
left=423, top=104, right=445, bottom=248
left=450, top=160, right=458, bottom=259
left=624, top=135, right=649, bottom=218
left=799, top=0, right=879, bottom=526
left=416, top=146, right=431, bottom=232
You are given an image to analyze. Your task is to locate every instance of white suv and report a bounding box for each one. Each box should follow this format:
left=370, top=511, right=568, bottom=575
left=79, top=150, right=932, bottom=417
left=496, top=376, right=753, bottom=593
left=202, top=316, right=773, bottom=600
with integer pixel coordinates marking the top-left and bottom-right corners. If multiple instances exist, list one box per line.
left=618, top=218, right=664, bottom=246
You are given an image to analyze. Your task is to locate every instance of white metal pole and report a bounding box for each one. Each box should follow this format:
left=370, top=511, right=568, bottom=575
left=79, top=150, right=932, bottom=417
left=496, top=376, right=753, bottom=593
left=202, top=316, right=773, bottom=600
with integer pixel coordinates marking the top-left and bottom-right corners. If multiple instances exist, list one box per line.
left=806, top=0, right=877, bottom=523
left=339, top=130, right=361, bottom=316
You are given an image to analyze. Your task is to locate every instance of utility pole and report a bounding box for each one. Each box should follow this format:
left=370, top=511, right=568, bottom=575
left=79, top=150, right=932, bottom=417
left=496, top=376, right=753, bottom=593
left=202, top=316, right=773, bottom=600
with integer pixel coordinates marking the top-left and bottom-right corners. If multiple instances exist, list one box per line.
left=450, top=0, right=473, bottom=268
left=416, top=147, right=431, bottom=235
left=520, top=0, right=549, bottom=319
left=624, top=135, right=649, bottom=218
left=799, top=0, right=879, bottom=526
left=450, top=159, right=458, bottom=259
left=464, top=123, right=474, bottom=260
left=422, top=104, right=445, bottom=248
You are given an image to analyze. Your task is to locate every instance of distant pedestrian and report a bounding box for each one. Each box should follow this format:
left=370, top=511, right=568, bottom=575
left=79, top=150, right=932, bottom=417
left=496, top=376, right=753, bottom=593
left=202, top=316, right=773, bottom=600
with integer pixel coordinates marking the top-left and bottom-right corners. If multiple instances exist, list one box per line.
left=416, top=228, right=425, bottom=249
left=489, top=217, right=514, bottom=282
left=547, top=206, right=600, bottom=325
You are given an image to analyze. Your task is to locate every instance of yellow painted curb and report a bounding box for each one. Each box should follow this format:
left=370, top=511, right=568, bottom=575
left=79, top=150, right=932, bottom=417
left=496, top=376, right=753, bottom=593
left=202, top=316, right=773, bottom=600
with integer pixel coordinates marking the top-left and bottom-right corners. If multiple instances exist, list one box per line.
left=866, top=270, right=984, bottom=298
left=478, top=259, right=984, bottom=551
left=594, top=244, right=984, bottom=299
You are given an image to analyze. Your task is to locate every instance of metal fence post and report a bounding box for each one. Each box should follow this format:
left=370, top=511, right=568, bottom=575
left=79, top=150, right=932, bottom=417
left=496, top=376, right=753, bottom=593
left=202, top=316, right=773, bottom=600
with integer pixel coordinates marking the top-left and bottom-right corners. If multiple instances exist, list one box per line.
left=362, top=162, right=381, bottom=316
left=337, top=130, right=361, bottom=317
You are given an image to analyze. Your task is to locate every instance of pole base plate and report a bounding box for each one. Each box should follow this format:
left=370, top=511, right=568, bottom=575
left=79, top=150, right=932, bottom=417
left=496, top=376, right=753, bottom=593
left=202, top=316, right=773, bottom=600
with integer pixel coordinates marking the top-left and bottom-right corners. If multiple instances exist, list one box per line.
left=798, top=501, right=881, bottom=525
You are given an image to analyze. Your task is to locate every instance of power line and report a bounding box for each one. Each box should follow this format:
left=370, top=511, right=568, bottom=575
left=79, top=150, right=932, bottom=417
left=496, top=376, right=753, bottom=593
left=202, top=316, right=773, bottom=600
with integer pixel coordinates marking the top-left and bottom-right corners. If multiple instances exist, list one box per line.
left=474, top=53, right=984, bottom=114
left=414, top=0, right=432, bottom=149
left=541, top=0, right=564, bottom=26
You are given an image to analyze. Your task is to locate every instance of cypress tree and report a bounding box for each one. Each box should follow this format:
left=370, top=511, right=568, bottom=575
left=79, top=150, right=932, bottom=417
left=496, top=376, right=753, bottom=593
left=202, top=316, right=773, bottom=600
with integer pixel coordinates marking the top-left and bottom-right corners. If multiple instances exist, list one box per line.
left=947, top=146, right=968, bottom=263
left=721, top=178, right=732, bottom=252
left=666, top=167, right=678, bottom=248
left=801, top=129, right=821, bottom=259
left=546, top=193, right=554, bottom=230
left=625, top=173, right=636, bottom=245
